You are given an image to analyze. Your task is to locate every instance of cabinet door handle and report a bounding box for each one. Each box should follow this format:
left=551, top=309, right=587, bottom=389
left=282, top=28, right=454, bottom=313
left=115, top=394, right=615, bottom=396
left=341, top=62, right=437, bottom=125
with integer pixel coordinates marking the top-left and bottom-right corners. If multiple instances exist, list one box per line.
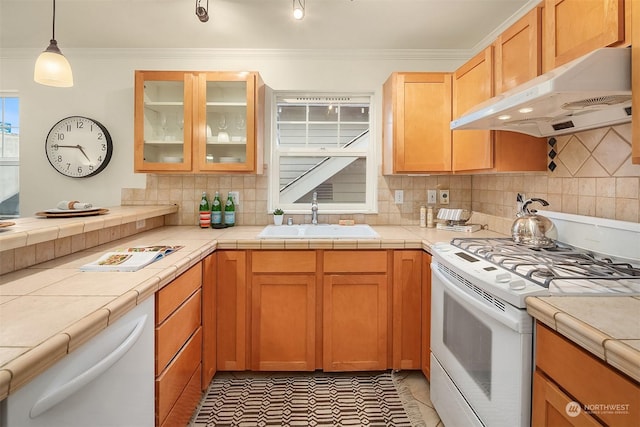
left=29, top=314, right=149, bottom=419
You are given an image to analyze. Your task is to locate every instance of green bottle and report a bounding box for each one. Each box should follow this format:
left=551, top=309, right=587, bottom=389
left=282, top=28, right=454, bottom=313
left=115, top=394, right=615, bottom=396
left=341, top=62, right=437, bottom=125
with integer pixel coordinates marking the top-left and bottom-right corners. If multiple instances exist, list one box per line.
left=223, top=192, right=235, bottom=226
left=211, top=191, right=222, bottom=226
left=198, top=192, right=210, bottom=228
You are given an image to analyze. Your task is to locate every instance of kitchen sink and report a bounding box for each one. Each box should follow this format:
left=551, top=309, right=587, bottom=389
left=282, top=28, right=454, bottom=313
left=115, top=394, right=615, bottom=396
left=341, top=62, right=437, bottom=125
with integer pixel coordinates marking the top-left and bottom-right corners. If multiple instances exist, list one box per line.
left=257, top=224, right=380, bottom=239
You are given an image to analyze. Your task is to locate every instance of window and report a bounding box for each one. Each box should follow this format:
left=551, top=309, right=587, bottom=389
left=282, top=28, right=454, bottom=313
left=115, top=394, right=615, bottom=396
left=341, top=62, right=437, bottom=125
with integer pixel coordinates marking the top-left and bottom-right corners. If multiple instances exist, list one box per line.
left=269, top=93, right=376, bottom=214
left=0, top=95, right=19, bottom=219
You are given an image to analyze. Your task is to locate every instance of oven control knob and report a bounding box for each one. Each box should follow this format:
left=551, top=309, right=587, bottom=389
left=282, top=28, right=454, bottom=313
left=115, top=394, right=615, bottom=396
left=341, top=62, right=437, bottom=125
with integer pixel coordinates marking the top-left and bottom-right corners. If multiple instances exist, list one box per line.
left=496, top=272, right=511, bottom=283
left=509, top=279, right=526, bottom=290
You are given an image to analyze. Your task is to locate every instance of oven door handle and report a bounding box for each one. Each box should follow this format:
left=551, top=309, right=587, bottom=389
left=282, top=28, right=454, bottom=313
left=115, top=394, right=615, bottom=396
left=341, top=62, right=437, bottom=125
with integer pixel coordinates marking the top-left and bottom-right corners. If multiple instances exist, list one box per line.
left=433, top=265, right=522, bottom=332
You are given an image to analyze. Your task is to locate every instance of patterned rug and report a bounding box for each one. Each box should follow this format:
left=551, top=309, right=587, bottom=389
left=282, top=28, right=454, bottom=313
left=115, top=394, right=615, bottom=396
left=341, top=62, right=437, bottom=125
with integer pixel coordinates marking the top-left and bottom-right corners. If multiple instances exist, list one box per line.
left=192, top=371, right=423, bottom=426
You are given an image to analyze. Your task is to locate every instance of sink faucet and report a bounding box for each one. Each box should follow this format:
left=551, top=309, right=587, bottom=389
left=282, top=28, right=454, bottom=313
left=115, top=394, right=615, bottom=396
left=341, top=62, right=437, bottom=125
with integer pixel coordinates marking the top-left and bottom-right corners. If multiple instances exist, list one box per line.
left=311, top=191, right=318, bottom=225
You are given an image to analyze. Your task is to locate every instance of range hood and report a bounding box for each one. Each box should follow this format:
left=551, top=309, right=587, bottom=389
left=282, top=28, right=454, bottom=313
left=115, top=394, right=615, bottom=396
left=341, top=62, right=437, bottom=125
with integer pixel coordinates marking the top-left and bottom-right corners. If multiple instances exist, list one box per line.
left=450, top=48, right=632, bottom=137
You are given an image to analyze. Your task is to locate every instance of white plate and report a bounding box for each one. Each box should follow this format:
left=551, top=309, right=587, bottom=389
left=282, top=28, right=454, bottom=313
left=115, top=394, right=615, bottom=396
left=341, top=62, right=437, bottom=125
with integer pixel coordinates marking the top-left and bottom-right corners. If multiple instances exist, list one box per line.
left=219, top=157, right=241, bottom=163
left=45, top=207, right=103, bottom=214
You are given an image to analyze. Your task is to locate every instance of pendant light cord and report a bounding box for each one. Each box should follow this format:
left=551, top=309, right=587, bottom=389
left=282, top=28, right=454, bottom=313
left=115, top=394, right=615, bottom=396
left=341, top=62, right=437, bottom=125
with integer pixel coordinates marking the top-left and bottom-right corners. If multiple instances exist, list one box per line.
left=52, top=0, right=56, bottom=40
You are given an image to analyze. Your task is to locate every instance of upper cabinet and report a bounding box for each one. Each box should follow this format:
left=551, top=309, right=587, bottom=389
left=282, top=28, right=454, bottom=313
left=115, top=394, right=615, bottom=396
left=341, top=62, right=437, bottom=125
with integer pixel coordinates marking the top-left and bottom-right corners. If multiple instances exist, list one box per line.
left=382, top=72, right=452, bottom=174
left=495, top=6, right=542, bottom=94
left=452, top=11, right=547, bottom=173
left=543, top=0, right=629, bottom=72
left=633, top=0, right=639, bottom=164
left=134, top=70, right=264, bottom=174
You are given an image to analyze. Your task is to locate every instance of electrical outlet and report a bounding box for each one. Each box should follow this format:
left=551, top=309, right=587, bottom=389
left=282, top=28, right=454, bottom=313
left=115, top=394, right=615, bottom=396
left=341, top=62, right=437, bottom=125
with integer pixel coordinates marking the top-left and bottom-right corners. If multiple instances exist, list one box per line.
left=135, top=219, right=146, bottom=230
left=394, top=190, right=404, bottom=204
left=229, top=191, right=240, bottom=206
left=439, top=189, right=450, bottom=205
left=427, top=189, right=437, bottom=204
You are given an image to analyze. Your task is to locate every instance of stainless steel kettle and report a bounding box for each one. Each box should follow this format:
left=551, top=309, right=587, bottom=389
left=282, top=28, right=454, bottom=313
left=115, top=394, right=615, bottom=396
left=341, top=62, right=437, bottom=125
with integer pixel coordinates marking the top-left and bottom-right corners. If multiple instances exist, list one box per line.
left=511, top=195, right=557, bottom=248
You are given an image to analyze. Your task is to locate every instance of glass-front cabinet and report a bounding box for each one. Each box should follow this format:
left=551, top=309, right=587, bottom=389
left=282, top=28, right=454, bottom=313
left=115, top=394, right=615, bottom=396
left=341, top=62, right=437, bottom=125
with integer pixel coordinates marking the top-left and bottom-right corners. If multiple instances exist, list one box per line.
left=134, top=70, right=264, bottom=173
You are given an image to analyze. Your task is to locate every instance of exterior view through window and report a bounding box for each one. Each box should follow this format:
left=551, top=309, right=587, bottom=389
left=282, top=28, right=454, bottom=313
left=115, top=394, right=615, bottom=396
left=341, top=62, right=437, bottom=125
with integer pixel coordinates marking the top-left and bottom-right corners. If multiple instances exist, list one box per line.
left=0, top=95, right=19, bottom=219
left=270, top=93, right=376, bottom=214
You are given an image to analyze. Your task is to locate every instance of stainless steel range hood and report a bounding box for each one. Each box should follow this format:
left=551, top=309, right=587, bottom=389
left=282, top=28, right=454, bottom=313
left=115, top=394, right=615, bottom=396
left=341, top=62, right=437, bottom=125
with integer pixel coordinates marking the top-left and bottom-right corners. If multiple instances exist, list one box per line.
left=450, top=48, right=632, bottom=137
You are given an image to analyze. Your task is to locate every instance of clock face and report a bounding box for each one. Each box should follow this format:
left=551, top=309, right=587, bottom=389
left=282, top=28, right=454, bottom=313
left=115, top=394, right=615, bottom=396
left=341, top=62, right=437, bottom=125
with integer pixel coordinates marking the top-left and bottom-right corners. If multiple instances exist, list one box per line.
left=45, top=116, right=113, bottom=178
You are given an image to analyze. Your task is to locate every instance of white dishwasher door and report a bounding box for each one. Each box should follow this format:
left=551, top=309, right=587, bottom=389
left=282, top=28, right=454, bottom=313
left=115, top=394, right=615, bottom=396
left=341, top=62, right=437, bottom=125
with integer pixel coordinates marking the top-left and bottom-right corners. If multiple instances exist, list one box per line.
left=1, top=296, right=154, bottom=427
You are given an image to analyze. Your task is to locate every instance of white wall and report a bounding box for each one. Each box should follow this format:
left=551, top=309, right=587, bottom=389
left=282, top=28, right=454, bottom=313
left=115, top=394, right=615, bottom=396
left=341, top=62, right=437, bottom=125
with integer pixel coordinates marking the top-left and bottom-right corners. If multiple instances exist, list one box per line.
left=1, top=48, right=465, bottom=216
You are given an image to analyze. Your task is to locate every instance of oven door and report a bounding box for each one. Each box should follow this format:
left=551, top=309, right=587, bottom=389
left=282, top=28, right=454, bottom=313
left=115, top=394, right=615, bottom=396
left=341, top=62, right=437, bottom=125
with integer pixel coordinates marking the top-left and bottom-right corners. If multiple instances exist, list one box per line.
left=430, top=260, right=533, bottom=427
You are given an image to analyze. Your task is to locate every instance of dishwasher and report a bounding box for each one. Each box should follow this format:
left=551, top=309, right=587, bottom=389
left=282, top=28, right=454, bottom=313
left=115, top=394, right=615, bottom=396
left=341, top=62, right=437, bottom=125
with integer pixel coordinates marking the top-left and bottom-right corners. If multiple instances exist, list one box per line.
left=0, top=296, right=154, bottom=427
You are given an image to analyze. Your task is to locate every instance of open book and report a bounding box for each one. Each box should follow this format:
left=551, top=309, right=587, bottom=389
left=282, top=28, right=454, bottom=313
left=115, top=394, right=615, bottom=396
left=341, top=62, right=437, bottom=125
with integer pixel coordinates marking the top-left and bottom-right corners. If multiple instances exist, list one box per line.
left=80, top=245, right=183, bottom=272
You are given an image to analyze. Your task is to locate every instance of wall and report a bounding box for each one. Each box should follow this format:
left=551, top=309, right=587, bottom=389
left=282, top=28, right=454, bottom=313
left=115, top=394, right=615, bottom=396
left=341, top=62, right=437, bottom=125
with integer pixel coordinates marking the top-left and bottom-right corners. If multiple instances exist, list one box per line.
left=0, top=48, right=464, bottom=216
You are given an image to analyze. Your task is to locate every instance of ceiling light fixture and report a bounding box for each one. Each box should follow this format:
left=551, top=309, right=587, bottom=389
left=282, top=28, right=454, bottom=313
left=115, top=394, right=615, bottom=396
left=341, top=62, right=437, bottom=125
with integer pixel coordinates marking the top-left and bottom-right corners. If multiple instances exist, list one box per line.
left=293, top=0, right=305, bottom=20
left=34, top=0, right=73, bottom=87
left=196, top=0, right=209, bottom=22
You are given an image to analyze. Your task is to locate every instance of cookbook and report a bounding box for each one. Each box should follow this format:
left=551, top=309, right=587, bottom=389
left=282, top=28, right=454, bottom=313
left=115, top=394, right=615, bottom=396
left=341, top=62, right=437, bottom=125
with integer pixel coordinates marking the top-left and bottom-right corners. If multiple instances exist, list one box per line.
left=80, top=245, right=183, bottom=272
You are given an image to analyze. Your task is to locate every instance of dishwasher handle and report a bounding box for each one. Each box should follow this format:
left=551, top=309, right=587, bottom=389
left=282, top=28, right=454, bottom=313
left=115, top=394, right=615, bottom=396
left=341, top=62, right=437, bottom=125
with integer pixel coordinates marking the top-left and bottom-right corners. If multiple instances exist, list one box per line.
left=29, top=313, right=149, bottom=419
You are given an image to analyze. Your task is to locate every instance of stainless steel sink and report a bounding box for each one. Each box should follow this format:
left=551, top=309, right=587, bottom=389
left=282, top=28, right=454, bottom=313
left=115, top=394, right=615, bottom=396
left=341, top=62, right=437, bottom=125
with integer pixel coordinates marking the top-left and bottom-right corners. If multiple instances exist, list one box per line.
left=257, top=224, right=380, bottom=239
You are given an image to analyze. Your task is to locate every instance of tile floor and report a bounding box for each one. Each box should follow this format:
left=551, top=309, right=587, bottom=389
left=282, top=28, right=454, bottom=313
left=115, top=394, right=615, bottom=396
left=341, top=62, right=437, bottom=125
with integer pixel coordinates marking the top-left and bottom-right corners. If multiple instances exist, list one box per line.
left=190, top=370, right=443, bottom=427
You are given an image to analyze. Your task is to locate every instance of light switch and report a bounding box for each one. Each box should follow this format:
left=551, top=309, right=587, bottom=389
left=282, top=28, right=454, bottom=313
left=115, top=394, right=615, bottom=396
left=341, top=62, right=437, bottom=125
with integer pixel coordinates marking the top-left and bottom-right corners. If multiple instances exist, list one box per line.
left=427, top=190, right=437, bottom=204
left=394, top=190, right=404, bottom=204
left=439, top=189, right=449, bottom=204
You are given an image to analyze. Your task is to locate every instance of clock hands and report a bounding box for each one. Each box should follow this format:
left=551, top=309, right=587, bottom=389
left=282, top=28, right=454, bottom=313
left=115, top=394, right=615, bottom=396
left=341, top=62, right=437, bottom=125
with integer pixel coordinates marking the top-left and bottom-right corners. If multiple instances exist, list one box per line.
left=53, top=144, right=92, bottom=163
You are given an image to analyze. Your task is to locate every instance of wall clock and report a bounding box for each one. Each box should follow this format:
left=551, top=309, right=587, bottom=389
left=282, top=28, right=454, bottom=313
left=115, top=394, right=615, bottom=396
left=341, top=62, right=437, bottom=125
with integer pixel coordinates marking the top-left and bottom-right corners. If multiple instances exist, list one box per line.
left=45, top=116, right=113, bottom=178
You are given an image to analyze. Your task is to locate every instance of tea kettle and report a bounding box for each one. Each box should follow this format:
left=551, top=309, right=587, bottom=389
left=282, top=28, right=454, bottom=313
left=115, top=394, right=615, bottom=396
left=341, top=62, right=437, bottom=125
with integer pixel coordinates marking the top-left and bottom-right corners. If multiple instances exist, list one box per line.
left=511, top=194, right=557, bottom=248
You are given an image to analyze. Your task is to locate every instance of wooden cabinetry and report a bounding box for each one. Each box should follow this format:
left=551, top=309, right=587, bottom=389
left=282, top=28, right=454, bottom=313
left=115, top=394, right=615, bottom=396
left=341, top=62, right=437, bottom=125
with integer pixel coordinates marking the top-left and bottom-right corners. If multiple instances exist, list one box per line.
left=216, top=250, right=248, bottom=371
left=633, top=0, right=639, bottom=165
left=392, top=250, right=422, bottom=370
left=494, top=6, right=542, bottom=94
left=421, top=252, right=432, bottom=380
left=323, top=250, right=389, bottom=371
left=202, top=253, right=216, bottom=388
left=155, top=262, right=203, bottom=427
left=134, top=70, right=264, bottom=174
left=250, top=251, right=317, bottom=371
left=453, top=46, right=547, bottom=172
left=543, top=0, right=629, bottom=72
left=382, top=73, right=452, bottom=173
left=532, top=323, right=640, bottom=427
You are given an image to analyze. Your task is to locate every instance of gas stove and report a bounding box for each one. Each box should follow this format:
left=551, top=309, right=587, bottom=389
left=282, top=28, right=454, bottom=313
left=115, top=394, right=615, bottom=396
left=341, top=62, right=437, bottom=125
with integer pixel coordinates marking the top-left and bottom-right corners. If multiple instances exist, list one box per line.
left=430, top=211, right=640, bottom=308
left=450, top=237, right=640, bottom=296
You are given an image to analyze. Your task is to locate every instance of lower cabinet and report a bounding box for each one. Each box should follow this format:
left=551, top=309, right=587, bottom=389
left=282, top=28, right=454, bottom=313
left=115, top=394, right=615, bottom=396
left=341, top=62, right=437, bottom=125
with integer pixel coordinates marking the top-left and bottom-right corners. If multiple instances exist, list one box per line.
left=155, top=262, right=203, bottom=427
left=532, top=323, right=640, bottom=427
left=215, top=249, right=426, bottom=373
left=323, top=250, right=389, bottom=371
left=202, top=253, right=217, bottom=388
left=250, top=251, right=317, bottom=371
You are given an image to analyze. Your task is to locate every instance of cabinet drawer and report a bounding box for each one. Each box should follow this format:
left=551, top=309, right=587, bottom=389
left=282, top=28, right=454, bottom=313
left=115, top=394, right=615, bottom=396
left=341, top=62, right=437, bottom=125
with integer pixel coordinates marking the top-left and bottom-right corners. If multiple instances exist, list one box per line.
left=156, top=262, right=202, bottom=324
left=156, top=289, right=202, bottom=374
left=160, top=364, right=203, bottom=427
left=252, top=251, right=316, bottom=273
left=324, top=250, right=387, bottom=273
left=156, top=327, right=202, bottom=426
left=536, top=323, right=639, bottom=426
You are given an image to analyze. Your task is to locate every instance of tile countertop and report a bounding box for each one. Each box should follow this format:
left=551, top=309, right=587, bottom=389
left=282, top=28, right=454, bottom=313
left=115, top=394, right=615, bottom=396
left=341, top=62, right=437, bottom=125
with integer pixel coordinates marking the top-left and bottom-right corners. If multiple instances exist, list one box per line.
left=0, top=220, right=638, bottom=402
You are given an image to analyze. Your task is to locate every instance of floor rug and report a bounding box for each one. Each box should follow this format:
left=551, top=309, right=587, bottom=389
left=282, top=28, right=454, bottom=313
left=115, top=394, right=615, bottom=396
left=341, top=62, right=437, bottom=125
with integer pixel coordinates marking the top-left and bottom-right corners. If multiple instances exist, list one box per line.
left=192, top=371, right=421, bottom=426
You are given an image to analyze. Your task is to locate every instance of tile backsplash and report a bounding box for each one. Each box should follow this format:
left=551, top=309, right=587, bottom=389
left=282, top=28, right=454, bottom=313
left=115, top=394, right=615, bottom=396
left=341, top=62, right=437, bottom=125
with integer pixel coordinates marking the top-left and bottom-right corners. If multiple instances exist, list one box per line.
left=123, top=124, right=639, bottom=230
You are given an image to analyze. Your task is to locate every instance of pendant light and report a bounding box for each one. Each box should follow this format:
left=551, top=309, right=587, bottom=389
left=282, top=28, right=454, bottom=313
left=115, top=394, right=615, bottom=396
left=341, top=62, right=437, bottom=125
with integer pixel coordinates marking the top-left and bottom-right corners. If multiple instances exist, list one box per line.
left=34, top=0, right=73, bottom=87
left=293, top=0, right=305, bottom=20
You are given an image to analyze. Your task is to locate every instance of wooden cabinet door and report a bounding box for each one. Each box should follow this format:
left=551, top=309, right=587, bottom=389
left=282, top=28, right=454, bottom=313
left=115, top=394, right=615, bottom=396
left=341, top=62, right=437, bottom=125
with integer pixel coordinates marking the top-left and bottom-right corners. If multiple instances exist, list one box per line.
left=216, top=250, right=247, bottom=370
left=134, top=70, right=195, bottom=172
left=452, top=46, right=494, bottom=171
left=323, top=273, right=388, bottom=371
left=421, top=252, right=432, bottom=380
left=495, top=6, right=542, bottom=94
left=251, top=274, right=316, bottom=371
left=532, top=370, right=603, bottom=427
left=543, top=0, right=626, bottom=72
left=392, top=250, right=422, bottom=370
left=202, top=253, right=216, bottom=388
left=382, top=73, right=452, bottom=173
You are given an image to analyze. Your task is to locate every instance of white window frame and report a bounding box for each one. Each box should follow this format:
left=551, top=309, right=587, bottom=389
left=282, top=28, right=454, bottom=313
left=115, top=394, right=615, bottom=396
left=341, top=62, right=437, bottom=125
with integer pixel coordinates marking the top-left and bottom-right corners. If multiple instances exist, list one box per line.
left=268, top=91, right=377, bottom=215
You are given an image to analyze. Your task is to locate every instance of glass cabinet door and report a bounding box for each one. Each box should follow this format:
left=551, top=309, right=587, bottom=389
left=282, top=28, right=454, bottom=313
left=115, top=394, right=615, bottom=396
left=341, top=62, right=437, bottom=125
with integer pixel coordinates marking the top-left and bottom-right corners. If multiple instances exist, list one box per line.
left=196, top=72, right=259, bottom=172
left=134, top=71, right=193, bottom=172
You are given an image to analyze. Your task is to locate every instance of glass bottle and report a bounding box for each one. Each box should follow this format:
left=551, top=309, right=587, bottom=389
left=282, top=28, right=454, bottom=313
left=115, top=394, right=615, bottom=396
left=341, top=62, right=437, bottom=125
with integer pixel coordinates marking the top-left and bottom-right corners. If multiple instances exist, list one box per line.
left=223, top=192, right=235, bottom=226
left=198, top=192, right=210, bottom=228
left=211, top=191, right=222, bottom=226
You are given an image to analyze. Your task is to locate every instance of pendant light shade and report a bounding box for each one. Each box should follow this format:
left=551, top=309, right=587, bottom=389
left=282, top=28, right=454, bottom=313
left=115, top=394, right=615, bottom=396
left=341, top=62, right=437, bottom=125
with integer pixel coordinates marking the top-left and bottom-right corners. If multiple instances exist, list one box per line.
left=34, top=0, right=73, bottom=87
